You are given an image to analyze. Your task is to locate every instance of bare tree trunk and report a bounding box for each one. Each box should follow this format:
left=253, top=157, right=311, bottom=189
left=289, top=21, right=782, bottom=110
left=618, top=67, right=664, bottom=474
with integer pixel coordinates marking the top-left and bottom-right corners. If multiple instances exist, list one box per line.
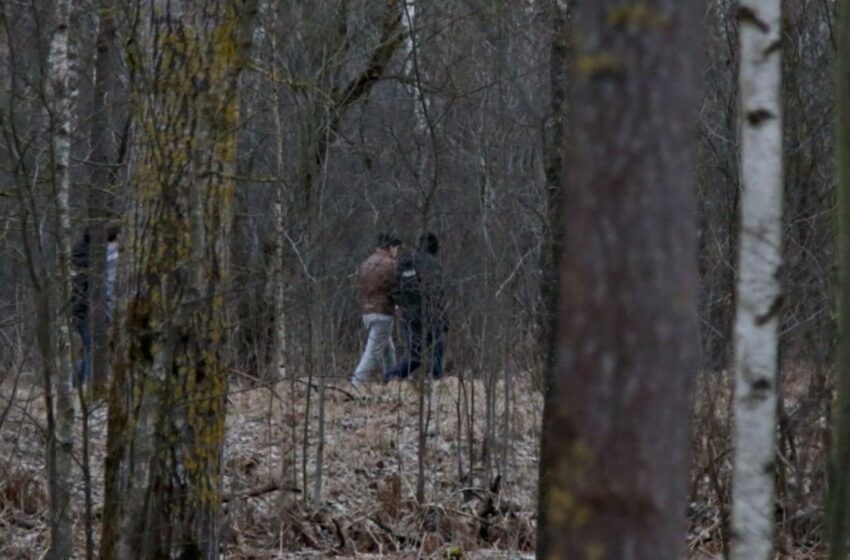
left=87, top=0, right=118, bottom=391
left=455, top=378, right=464, bottom=479
left=80, top=9, right=119, bottom=551
left=536, top=1, right=703, bottom=558
left=402, top=0, right=442, bottom=508
left=401, top=0, right=428, bottom=135
left=77, top=386, right=95, bottom=560
left=45, top=0, right=77, bottom=555
left=403, top=0, right=428, bottom=505
left=268, top=1, right=298, bottom=497
left=312, top=296, right=326, bottom=504
left=828, top=0, right=850, bottom=557
left=500, top=343, right=512, bottom=481
left=484, top=341, right=495, bottom=478
left=539, top=0, right=568, bottom=386
left=301, top=285, right=315, bottom=504
left=272, top=42, right=287, bottom=380
left=468, top=367, right=476, bottom=474
left=416, top=367, right=427, bottom=503
left=730, top=1, right=784, bottom=559
left=100, top=2, right=257, bottom=557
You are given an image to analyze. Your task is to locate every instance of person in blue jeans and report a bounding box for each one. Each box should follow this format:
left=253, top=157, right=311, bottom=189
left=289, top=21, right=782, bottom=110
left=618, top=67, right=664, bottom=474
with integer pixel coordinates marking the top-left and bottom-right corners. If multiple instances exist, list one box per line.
left=350, top=234, right=402, bottom=390
left=71, top=224, right=121, bottom=387
left=384, top=233, right=448, bottom=381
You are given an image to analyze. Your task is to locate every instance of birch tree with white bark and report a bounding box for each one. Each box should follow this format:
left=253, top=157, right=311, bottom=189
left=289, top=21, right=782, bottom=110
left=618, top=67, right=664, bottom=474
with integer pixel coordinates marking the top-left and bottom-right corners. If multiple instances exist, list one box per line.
left=45, top=0, right=77, bottom=556
left=730, top=1, right=784, bottom=559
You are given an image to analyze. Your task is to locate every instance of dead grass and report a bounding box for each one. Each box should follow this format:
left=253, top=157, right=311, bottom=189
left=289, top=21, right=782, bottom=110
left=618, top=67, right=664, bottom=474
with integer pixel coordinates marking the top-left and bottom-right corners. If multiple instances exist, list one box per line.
left=0, top=364, right=834, bottom=558
left=688, top=364, right=831, bottom=560
left=220, top=375, right=540, bottom=558
left=0, top=373, right=540, bottom=558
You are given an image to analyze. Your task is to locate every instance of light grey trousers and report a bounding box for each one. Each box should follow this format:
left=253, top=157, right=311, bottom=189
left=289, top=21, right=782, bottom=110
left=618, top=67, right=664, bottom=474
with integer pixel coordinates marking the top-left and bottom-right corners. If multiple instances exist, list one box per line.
left=352, top=313, right=396, bottom=382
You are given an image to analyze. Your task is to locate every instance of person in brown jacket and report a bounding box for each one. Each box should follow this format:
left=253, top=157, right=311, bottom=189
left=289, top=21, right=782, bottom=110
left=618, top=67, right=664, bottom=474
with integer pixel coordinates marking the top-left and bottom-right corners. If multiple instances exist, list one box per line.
left=351, top=234, right=402, bottom=388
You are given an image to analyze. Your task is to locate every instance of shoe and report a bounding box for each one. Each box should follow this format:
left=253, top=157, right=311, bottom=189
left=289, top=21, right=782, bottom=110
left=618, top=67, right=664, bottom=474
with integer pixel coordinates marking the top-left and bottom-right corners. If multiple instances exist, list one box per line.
left=349, top=379, right=370, bottom=397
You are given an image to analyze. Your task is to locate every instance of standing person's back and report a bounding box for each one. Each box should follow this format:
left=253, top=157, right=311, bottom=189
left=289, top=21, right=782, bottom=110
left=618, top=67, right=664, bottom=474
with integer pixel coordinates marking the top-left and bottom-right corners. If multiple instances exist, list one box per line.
left=385, top=233, right=448, bottom=381
left=395, top=249, right=445, bottom=324
left=359, top=249, right=397, bottom=316
left=351, top=234, right=402, bottom=390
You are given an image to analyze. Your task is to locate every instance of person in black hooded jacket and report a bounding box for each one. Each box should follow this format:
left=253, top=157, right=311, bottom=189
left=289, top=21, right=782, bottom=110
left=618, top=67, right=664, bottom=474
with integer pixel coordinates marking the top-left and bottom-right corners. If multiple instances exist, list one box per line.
left=384, top=232, right=448, bottom=381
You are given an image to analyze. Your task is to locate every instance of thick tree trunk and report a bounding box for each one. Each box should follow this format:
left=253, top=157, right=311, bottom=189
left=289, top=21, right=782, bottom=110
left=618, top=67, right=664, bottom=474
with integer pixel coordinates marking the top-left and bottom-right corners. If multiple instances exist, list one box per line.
left=828, top=0, right=850, bottom=557
left=536, top=2, right=702, bottom=558
left=100, top=2, right=257, bottom=558
left=730, top=1, right=783, bottom=559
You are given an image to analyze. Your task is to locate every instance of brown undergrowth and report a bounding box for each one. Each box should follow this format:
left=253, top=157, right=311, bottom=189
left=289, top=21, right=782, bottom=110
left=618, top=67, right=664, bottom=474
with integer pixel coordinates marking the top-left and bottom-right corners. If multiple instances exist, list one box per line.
left=0, top=373, right=540, bottom=559
left=688, top=363, right=831, bottom=560
left=0, top=364, right=834, bottom=558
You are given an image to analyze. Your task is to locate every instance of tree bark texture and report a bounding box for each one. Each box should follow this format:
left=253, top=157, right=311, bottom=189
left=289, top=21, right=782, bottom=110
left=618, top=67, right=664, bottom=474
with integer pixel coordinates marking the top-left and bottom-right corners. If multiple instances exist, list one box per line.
left=87, top=0, right=119, bottom=390
left=46, top=0, right=77, bottom=555
left=730, top=1, right=783, bottom=559
left=538, top=0, right=568, bottom=383
left=537, top=3, right=569, bottom=542
left=829, top=0, right=850, bottom=558
left=100, top=2, right=257, bottom=558
left=536, top=2, right=703, bottom=559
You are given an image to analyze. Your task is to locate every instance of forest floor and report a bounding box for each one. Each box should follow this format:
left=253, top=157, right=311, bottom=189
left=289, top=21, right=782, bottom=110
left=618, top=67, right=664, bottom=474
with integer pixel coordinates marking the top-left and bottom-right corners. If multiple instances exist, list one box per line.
left=0, top=366, right=828, bottom=559
left=0, top=372, right=541, bottom=559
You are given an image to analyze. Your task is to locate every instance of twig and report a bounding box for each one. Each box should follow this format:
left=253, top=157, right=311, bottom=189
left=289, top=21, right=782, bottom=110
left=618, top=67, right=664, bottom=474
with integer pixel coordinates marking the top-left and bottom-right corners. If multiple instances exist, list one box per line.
left=222, top=481, right=300, bottom=503
left=283, top=509, right=322, bottom=550
left=292, top=378, right=358, bottom=401
left=369, top=515, right=419, bottom=547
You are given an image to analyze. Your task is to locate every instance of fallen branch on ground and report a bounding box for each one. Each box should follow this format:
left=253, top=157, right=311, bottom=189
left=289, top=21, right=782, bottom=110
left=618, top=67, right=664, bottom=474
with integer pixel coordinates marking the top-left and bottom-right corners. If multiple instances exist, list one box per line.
left=223, top=481, right=301, bottom=503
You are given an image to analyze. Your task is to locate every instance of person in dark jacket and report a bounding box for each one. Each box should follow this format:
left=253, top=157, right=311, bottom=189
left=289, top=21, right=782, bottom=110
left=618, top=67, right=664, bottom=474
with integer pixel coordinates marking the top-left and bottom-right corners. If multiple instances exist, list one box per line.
left=351, top=234, right=402, bottom=388
left=384, top=232, right=447, bottom=381
left=71, top=224, right=122, bottom=387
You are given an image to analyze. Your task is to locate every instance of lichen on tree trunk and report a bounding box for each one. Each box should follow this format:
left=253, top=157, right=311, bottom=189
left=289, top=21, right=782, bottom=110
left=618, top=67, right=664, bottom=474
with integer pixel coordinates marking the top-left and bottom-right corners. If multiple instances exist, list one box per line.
left=100, top=2, right=257, bottom=558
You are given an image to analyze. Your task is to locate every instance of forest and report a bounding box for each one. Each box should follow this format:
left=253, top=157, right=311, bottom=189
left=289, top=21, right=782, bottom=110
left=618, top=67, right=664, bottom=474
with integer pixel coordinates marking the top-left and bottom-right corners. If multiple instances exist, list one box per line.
left=0, top=0, right=848, bottom=558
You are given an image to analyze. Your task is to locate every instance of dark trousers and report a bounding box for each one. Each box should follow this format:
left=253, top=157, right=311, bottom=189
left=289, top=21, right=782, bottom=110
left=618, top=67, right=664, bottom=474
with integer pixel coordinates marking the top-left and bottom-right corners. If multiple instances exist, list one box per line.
left=72, top=319, right=92, bottom=388
left=384, top=317, right=445, bottom=381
